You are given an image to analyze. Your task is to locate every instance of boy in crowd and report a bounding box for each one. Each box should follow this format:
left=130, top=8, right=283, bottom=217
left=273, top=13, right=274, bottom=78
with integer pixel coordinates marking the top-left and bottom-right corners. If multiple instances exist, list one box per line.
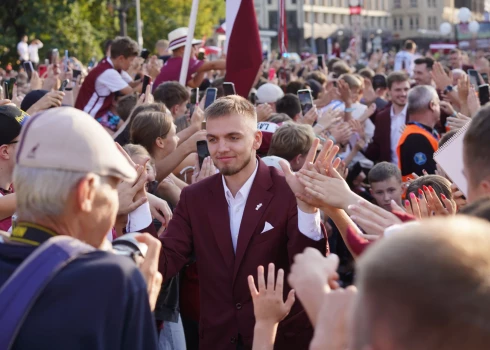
left=275, top=94, right=302, bottom=121
left=265, top=123, right=316, bottom=171
left=153, top=81, right=189, bottom=120
left=367, top=162, right=404, bottom=212
left=75, top=36, right=141, bottom=119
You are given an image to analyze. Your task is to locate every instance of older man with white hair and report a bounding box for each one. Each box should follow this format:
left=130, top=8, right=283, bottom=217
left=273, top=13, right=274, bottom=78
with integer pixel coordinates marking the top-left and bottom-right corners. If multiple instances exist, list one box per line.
left=0, top=107, right=162, bottom=349
left=396, top=85, right=441, bottom=181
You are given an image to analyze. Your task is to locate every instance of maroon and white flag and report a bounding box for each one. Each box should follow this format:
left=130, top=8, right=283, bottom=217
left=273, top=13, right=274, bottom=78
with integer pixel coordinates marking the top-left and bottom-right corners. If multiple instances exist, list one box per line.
left=225, top=0, right=262, bottom=98
left=278, top=0, right=288, bottom=54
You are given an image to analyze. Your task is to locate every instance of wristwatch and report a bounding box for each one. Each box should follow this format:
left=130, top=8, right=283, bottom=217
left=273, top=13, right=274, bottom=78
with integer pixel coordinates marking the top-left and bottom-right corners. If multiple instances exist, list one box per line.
left=444, top=85, right=453, bottom=93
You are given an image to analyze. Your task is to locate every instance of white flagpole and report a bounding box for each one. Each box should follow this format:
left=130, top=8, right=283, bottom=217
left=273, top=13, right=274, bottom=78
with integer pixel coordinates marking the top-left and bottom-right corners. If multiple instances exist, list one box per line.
left=179, top=0, right=200, bottom=86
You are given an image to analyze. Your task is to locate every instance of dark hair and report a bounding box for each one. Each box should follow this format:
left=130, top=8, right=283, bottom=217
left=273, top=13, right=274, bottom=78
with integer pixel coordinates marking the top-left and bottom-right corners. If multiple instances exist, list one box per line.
left=414, top=57, right=434, bottom=70
left=368, top=162, right=402, bottom=184
left=153, top=82, right=190, bottom=110
left=285, top=80, right=306, bottom=95
left=439, top=130, right=457, bottom=148
left=103, top=39, right=113, bottom=53
left=387, top=71, right=409, bottom=89
left=275, top=94, right=302, bottom=120
left=404, top=40, right=416, bottom=51
left=126, top=102, right=167, bottom=139
left=406, top=175, right=452, bottom=200
left=130, top=110, right=173, bottom=155
left=212, top=77, right=225, bottom=98
left=116, top=94, right=138, bottom=121
left=450, top=48, right=461, bottom=55
left=464, top=104, right=490, bottom=186
left=110, top=36, right=139, bottom=58
left=174, top=115, right=191, bottom=133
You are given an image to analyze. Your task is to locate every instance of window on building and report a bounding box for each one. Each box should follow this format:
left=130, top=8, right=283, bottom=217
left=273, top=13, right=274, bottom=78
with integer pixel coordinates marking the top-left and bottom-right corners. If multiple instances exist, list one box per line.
left=287, top=11, right=297, bottom=27
left=394, top=0, right=401, bottom=8
left=292, top=0, right=297, bottom=4
left=393, top=17, right=398, bottom=31
left=268, top=0, right=272, bottom=4
left=316, top=13, right=321, bottom=23
left=410, top=0, right=417, bottom=7
left=399, top=17, right=404, bottom=30
left=410, top=17, right=414, bottom=30
left=415, top=16, right=419, bottom=29
left=332, top=14, right=337, bottom=24
left=428, top=16, right=432, bottom=30
left=269, top=11, right=278, bottom=29
left=427, top=0, right=431, bottom=7
left=384, top=17, right=388, bottom=28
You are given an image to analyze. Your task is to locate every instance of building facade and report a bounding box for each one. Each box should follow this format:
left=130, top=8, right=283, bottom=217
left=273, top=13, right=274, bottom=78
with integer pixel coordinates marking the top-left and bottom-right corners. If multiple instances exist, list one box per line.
left=253, top=0, right=486, bottom=53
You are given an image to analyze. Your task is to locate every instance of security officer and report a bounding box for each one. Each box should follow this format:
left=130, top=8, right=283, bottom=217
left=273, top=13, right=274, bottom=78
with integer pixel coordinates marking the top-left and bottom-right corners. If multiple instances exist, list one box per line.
left=397, top=85, right=440, bottom=181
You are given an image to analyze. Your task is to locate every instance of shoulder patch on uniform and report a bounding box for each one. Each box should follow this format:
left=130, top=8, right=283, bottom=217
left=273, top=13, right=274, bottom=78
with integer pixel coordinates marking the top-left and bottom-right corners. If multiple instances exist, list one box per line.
left=414, top=152, right=427, bottom=166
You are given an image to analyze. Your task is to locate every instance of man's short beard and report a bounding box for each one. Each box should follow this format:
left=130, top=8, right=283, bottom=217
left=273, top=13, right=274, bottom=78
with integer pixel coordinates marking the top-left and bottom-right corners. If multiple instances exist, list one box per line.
left=219, top=152, right=253, bottom=176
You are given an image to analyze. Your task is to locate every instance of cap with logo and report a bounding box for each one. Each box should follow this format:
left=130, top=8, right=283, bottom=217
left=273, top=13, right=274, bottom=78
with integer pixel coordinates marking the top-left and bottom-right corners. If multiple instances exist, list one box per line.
left=16, top=107, right=136, bottom=182
left=0, top=105, right=29, bottom=146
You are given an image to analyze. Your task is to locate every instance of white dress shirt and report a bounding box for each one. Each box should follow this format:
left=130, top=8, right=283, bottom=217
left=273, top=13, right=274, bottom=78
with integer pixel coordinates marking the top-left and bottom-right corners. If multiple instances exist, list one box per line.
left=17, top=41, right=29, bottom=61
left=390, top=104, right=408, bottom=164
left=222, top=161, right=322, bottom=252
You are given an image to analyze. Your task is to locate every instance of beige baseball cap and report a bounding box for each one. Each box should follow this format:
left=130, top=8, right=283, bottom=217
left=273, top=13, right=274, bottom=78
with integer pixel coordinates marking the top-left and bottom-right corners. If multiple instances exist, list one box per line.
left=16, top=107, right=137, bottom=182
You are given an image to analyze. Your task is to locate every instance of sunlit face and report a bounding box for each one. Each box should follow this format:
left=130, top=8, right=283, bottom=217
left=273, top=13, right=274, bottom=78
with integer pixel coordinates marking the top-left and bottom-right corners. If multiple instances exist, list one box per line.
left=159, top=123, right=179, bottom=157
left=173, top=101, right=188, bottom=119
left=206, top=114, right=261, bottom=176
left=350, top=87, right=362, bottom=103
left=450, top=52, right=462, bottom=68
left=413, top=63, right=432, bottom=86
left=115, top=55, right=136, bottom=71
left=370, top=177, right=403, bottom=211
left=390, top=81, right=410, bottom=107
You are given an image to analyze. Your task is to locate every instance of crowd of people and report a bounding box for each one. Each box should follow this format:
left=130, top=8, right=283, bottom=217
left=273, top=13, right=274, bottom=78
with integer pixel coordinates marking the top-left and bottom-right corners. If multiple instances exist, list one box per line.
left=1, top=26, right=490, bottom=350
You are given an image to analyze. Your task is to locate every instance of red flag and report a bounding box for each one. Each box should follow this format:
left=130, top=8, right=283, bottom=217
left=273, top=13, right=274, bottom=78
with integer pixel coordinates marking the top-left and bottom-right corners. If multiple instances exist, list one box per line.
left=278, top=0, right=288, bottom=54
left=225, top=0, right=262, bottom=98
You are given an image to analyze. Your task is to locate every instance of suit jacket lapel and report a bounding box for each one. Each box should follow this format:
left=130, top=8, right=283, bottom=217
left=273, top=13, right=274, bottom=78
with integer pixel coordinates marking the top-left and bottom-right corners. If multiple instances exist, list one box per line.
left=233, top=160, right=273, bottom=283
left=208, top=175, right=235, bottom=271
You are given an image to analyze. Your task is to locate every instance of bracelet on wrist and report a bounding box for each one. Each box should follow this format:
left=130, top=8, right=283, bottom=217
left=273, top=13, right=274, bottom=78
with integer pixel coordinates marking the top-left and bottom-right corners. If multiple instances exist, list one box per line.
left=344, top=107, right=355, bottom=113
left=328, top=135, right=337, bottom=144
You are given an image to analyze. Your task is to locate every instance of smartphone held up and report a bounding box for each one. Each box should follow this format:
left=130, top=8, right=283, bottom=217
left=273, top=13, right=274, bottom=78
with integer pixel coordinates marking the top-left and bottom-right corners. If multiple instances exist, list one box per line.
left=297, top=89, right=314, bottom=115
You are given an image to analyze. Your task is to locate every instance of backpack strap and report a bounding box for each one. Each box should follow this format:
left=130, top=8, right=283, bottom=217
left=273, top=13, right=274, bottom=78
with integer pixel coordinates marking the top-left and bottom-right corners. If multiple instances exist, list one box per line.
left=0, top=236, right=95, bottom=349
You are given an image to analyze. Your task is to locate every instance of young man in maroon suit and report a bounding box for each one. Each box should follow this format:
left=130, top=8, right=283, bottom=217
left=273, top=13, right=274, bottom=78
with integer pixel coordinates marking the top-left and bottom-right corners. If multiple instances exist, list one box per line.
left=159, top=96, right=328, bottom=350
left=364, top=71, right=410, bottom=164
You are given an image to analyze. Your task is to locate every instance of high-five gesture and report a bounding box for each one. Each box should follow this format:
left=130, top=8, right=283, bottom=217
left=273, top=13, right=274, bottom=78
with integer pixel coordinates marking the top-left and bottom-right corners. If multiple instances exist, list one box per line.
left=279, top=139, right=340, bottom=213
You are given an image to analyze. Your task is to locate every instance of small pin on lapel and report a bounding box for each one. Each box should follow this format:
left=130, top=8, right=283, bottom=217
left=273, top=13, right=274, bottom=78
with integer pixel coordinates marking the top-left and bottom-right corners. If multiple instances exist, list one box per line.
left=255, top=203, right=263, bottom=211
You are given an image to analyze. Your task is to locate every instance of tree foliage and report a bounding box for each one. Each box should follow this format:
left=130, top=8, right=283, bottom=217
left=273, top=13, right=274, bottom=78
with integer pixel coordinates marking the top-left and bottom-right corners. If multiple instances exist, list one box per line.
left=0, top=0, right=117, bottom=66
left=0, top=0, right=225, bottom=67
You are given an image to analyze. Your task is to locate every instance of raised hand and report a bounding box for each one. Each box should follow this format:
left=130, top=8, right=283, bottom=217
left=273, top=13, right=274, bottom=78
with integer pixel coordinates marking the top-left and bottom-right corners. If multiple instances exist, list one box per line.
left=358, top=103, right=376, bottom=123
left=467, top=85, right=481, bottom=117
left=446, top=113, right=470, bottom=131
left=289, top=249, right=340, bottom=326
left=347, top=199, right=403, bottom=239
left=192, top=155, right=217, bottom=184
left=405, top=185, right=456, bottom=218
left=279, top=139, right=340, bottom=213
left=299, top=105, right=318, bottom=125
left=256, top=103, right=274, bottom=122
left=316, top=107, right=343, bottom=131
left=147, top=193, right=173, bottom=236
left=190, top=105, right=205, bottom=128
left=248, top=263, right=295, bottom=326
left=431, top=62, right=453, bottom=91
left=329, top=122, right=353, bottom=146
left=26, top=90, right=65, bottom=115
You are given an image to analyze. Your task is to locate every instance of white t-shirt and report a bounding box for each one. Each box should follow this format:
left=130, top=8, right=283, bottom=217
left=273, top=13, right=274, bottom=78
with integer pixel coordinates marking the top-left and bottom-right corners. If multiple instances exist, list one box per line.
left=394, top=51, right=415, bottom=76
left=17, top=41, right=29, bottom=61
left=28, top=42, right=44, bottom=63
left=83, top=58, right=132, bottom=117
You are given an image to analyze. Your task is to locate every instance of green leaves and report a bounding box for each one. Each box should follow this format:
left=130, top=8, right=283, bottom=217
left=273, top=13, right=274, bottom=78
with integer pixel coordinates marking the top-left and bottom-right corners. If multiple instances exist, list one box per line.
left=0, top=0, right=224, bottom=67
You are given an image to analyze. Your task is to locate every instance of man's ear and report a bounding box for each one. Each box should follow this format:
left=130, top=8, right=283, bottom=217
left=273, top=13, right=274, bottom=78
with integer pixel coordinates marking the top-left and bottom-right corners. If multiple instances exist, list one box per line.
left=76, top=174, right=98, bottom=213
left=292, top=153, right=302, bottom=166
left=480, top=179, right=490, bottom=196
left=253, top=130, right=263, bottom=151
left=0, top=145, right=9, bottom=160
left=293, top=113, right=301, bottom=122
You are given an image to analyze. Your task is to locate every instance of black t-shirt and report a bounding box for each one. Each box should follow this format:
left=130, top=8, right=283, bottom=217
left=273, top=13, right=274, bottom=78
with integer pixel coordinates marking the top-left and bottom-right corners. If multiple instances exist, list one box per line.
left=399, top=123, right=438, bottom=176
left=0, top=243, right=158, bottom=350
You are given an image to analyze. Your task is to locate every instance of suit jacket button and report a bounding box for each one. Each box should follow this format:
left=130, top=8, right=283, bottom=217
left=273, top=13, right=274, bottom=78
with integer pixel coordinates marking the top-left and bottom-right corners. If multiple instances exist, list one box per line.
left=230, top=337, right=236, bottom=344
left=236, top=303, right=242, bottom=310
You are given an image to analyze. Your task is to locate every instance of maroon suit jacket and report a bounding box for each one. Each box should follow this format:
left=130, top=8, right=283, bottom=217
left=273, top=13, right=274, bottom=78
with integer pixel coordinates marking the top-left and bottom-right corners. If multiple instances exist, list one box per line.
left=160, top=159, right=328, bottom=350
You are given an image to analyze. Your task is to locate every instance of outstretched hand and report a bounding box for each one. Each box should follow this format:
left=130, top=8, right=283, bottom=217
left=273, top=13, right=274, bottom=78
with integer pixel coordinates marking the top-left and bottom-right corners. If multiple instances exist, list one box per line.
left=279, top=139, right=340, bottom=213
left=248, top=263, right=295, bottom=326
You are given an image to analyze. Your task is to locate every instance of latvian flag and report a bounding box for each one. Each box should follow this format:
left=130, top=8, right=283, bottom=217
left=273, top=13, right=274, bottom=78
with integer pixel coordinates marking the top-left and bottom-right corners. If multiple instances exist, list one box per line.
left=225, top=0, right=263, bottom=98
